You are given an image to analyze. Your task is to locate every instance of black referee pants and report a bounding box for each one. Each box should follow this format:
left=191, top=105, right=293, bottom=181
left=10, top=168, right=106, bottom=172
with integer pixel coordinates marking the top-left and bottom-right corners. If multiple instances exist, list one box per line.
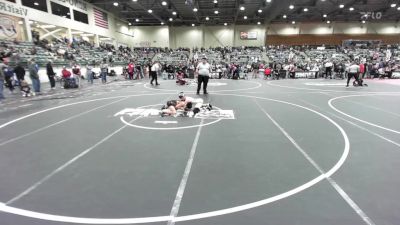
left=197, top=75, right=209, bottom=94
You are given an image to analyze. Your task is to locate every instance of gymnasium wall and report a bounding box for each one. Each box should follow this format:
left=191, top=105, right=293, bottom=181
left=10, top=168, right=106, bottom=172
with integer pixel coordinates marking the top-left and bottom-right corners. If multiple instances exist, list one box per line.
left=266, top=22, right=400, bottom=45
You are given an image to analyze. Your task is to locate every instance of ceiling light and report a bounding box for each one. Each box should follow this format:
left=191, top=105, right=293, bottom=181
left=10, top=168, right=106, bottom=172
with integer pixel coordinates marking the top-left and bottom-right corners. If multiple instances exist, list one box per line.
left=135, top=18, right=139, bottom=22
left=34, top=2, right=39, bottom=5
left=304, top=8, right=308, bottom=12
left=244, top=16, right=247, bottom=19
left=205, top=17, right=210, bottom=20
left=391, top=3, right=397, bottom=7
left=283, top=14, right=287, bottom=18
left=18, top=21, right=24, bottom=25
left=214, top=0, right=218, bottom=3
left=113, top=2, right=118, bottom=6
left=132, top=0, right=137, bottom=1
left=162, top=1, right=167, bottom=6
left=349, top=7, right=354, bottom=11
left=339, top=4, right=344, bottom=8
left=172, top=11, right=177, bottom=15
left=266, top=0, right=271, bottom=2
left=129, top=22, right=132, bottom=25
left=169, top=18, right=173, bottom=21
left=224, top=23, right=227, bottom=26
left=362, top=20, right=366, bottom=23
left=326, top=20, right=331, bottom=24
left=193, top=8, right=198, bottom=12
left=257, top=21, right=261, bottom=25
left=292, top=21, right=296, bottom=24
left=240, top=6, right=245, bottom=10
left=148, top=9, right=153, bottom=13
left=258, top=9, right=262, bottom=13
left=289, top=5, right=294, bottom=9
left=398, top=6, right=400, bottom=10
left=323, top=14, right=327, bottom=18
left=192, top=23, right=195, bottom=26
left=214, top=10, right=219, bottom=14
left=161, top=22, right=164, bottom=25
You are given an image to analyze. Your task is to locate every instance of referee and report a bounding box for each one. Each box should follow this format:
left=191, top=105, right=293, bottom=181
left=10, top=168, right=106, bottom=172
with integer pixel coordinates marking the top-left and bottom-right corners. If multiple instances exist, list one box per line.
left=196, top=57, right=211, bottom=95
left=346, top=61, right=360, bottom=87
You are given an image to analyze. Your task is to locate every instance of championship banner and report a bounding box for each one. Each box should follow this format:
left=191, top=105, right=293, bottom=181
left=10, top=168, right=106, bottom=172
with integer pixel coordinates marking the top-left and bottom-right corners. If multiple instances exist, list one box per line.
left=0, top=13, right=24, bottom=40
left=240, top=31, right=257, bottom=40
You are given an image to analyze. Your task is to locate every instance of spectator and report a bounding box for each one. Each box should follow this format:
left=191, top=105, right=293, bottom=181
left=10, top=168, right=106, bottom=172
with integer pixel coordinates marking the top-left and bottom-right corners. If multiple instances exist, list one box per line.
left=3, top=61, right=15, bottom=93
left=100, top=59, right=108, bottom=84
left=0, top=60, right=5, bottom=101
left=86, top=62, right=94, bottom=84
left=62, top=66, right=73, bottom=80
left=14, top=62, right=25, bottom=89
left=72, top=62, right=81, bottom=87
left=46, top=60, right=56, bottom=89
left=264, top=67, right=272, bottom=79
left=29, top=59, right=41, bottom=95
left=128, top=60, right=134, bottom=80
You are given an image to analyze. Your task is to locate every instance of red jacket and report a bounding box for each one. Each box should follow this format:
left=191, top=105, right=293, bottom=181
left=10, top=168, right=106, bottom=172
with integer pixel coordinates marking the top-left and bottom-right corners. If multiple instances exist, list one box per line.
left=62, top=69, right=72, bottom=78
left=128, top=63, right=135, bottom=73
left=359, top=64, right=365, bottom=73
left=264, top=68, right=272, bottom=75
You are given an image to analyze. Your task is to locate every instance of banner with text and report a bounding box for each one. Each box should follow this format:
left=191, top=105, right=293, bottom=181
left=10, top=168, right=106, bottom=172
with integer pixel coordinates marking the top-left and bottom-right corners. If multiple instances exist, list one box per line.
left=240, top=31, right=257, bottom=40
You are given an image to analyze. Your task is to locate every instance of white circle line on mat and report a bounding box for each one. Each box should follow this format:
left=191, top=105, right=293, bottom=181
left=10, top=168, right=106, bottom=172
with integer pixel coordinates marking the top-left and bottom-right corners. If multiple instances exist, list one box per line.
left=0, top=93, right=350, bottom=224
left=143, top=80, right=262, bottom=93
left=328, top=93, right=400, bottom=134
left=267, top=80, right=400, bottom=94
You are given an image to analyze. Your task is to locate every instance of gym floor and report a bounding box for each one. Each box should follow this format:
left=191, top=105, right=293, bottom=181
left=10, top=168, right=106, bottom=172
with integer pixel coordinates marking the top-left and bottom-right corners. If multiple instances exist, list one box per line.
left=0, top=78, right=399, bottom=225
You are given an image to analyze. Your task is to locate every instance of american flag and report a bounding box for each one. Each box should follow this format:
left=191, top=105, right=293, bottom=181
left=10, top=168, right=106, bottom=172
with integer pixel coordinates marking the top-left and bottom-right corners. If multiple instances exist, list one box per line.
left=94, top=8, right=108, bottom=29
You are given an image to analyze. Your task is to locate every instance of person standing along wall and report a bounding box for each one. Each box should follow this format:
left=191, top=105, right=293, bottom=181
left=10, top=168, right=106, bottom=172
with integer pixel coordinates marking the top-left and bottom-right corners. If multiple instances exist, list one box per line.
left=29, top=59, right=41, bottom=95
left=14, top=63, right=25, bottom=90
left=100, top=59, right=108, bottom=84
left=128, top=61, right=134, bottom=80
left=196, top=57, right=211, bottom=95
left=72, top=62, right=81, bottom=87
left=46, top=61, right=56, bottom=90
left=4, top=61, right=15, bottom=93
left=0, top=60, right=5, bottom=101
left=86, top=62, right=94, bottom=84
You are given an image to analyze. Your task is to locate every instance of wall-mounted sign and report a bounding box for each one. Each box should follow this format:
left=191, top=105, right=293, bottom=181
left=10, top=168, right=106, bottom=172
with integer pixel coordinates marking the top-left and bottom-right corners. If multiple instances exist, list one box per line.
left=0, top=13, right=24, bottom=40
left=240, top=31, right=257, bottom=40
left=53, top=0, right=87, bottom=11
left=0, top=1, right=28, bottom=17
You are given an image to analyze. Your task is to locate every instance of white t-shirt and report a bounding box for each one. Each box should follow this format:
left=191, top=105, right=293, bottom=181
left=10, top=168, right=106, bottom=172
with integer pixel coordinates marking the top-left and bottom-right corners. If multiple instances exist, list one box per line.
left=151, top=63, right=160, bottom=72
left=197, top=63, right=210, bottom=76
left=348, top=64, right=360, bottom=73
